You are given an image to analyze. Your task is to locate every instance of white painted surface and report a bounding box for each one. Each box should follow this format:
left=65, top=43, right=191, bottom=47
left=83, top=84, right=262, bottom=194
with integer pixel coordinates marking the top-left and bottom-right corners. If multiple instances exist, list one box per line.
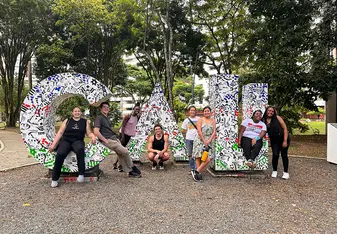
left=327, top=123, right=337, bottom=164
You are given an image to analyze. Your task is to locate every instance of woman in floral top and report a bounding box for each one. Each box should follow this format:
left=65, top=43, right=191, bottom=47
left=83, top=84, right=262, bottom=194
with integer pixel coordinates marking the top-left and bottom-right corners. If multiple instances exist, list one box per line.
left=191, top=106, right=216, bottom=181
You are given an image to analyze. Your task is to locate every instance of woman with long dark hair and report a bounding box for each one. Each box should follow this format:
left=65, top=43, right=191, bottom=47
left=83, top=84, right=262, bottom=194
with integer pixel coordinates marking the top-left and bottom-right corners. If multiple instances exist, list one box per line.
left=262, top=106, right=290, bottom=180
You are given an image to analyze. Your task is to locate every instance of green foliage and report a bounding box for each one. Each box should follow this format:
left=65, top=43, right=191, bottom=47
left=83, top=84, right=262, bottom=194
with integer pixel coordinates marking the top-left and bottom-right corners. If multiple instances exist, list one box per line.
left=173, top=78, right=204, bottom=104
left=190, top=0, right=251, bottom=74
left=117, top=65, right=153, bottom=104
left=56, top=97, right=122, bottom=127
left=56, top=96, right=89, bottom=121
left=293, top=121, right=326, bottom=135
left=36, top=0, right=138, bottom=88
left=35, top=40, right=73, bottom=79
left=306, top=107, right=325, bottom=116
left=171, top=77, right=205, bottom=121
left=107, top=102, right=122, bottom=128
left=173, top=97, right=187, bottom=122
left=278, top=106, right=310, bottom=135
left=0, top=0, right=51, bottom=126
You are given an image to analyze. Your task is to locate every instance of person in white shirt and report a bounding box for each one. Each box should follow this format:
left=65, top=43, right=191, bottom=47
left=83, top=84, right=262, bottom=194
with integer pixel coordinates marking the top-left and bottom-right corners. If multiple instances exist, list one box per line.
left=181, top=106, right=200, bottom=173
left=238, top=110, right=267, bottom=168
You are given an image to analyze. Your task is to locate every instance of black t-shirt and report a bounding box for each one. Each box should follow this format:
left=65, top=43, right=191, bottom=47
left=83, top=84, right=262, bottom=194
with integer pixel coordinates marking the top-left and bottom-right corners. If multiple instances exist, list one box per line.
left=94, top=114, right=118, bottom=140
left=153, top=135, right=165, bottom=151
left=62, top=118, right=86, bottom=143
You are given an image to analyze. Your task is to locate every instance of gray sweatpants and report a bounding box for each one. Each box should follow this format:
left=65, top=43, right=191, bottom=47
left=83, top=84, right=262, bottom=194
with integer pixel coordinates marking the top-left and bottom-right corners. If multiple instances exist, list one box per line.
left=104, top=139, right=133, bottom=172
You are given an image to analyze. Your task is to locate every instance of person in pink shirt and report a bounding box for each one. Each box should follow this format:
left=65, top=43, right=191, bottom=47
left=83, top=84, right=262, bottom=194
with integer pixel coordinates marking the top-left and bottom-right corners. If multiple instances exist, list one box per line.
left=115, top=103, right=141, bottom=172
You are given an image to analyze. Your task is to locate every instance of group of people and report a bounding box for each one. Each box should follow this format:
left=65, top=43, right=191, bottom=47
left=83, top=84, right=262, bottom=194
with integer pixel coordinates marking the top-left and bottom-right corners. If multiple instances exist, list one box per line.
left=49, top=102, right=142, bottom=188
left=237, top=107, right=290, bottom=179
left=183, top=106, right=290, bottom=181
left=49, top=102, right=290, bottom=187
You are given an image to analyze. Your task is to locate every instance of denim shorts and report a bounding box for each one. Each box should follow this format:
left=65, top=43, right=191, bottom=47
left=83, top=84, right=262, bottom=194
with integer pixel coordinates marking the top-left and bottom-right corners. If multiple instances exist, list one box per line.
left=185, top=139, right=194, bottom=156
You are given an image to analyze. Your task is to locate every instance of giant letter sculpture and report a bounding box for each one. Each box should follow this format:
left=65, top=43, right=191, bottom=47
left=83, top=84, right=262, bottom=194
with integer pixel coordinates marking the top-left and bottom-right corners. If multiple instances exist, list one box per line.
left=20, top=73, right=112, bottom=172
left=242, top=83, right=268, bottom=170
left=128, top=83, right=187, bottom=161
left=209, top=74, right=269, bottom=171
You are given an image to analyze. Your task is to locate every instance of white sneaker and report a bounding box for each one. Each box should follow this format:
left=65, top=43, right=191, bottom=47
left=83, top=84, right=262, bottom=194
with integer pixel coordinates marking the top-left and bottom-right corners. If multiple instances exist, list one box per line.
left=159, top=166, right=164, bottom=170
left=152, top=166, right=157, bottom=170
left=51, top=180, right=58, bottom=188
left=282, top=172, right=289, bottom=180
left=77, top=175, right=85, bottom=183
left=271, top=171, right=278, bottom=178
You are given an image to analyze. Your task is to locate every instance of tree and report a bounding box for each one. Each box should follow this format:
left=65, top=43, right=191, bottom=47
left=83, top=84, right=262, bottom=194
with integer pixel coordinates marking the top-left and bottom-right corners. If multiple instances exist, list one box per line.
left=0, top=0, right=51, bottom=126
left=46, top=0, right=138, bottom=88
left=190, top=0, right=251, bottom=74
left=240, top=0, right=319, bottom=131
left=131, top=0, right=206, bottom=113
left=116, top=65, right=153, bottom=105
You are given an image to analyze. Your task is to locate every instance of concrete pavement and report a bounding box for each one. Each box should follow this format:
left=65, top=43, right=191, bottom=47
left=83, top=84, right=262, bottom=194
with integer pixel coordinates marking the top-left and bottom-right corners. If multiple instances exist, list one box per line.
left=0, top=130, right=38, bottom=171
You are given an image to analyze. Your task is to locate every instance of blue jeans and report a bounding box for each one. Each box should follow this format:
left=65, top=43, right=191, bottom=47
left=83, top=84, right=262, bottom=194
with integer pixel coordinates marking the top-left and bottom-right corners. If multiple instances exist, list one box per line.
left=186, top=139, right=195, bottom=170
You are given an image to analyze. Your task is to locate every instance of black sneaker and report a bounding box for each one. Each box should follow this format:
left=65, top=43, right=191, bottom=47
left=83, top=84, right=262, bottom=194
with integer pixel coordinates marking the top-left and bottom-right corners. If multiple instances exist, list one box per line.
left=192, top=170, right=201, bottom=182
left=118, top=165, right=124, bottom=172
left=129, top=171, right=141, bottom=178
left=152, top=161, right=157, bottom=170
left=113, top=162, right=118, bottom=170
left=132, top=166, right=141, bottom=175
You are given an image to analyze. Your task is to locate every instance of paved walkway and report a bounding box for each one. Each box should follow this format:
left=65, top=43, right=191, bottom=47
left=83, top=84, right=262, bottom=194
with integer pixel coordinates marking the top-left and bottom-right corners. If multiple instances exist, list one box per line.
left=0, top=130, right=38, bottom=171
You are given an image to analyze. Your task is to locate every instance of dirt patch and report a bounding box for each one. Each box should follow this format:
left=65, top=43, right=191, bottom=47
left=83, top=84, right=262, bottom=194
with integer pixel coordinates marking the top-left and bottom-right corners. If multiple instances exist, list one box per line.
left=287, top=135, right=326, bottom=158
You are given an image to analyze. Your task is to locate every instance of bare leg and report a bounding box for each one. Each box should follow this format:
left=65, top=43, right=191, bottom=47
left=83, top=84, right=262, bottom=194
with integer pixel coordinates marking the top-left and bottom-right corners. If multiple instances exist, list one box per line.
left=197, top=157, right=211, bottom=173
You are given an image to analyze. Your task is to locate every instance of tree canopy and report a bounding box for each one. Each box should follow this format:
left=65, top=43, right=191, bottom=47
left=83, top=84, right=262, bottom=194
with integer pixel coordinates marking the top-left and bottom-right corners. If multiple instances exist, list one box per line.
left=1, top=0, right=336, bottom=130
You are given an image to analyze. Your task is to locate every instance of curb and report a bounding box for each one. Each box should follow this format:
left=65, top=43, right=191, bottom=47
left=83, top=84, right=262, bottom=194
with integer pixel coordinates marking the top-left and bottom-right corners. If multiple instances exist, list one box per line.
left=0, top=139, right=4, bottom=153
left=288, top=154, right=326, bottom=160
left=0, top=162, right=40, bottom=172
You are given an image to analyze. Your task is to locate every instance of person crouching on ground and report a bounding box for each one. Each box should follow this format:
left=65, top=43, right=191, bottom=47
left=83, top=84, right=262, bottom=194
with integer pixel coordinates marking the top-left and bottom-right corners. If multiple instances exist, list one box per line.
left=147, top=124, right=169, bottom=170
left=191, top=106, right=216, bottom=181
left=238, top=110, right=266, bottom=169
left=94, top=102, right=141, bottom=178
left=49, top=107, right=96, bottom=188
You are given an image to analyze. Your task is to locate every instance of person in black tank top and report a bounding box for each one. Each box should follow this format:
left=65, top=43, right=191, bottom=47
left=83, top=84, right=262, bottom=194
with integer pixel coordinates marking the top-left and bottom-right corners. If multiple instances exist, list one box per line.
left=147, top=124, right=170, bottom=170
left=262, top=106, right=290, bottom=180
left=49, top=107, right=97, bottom=187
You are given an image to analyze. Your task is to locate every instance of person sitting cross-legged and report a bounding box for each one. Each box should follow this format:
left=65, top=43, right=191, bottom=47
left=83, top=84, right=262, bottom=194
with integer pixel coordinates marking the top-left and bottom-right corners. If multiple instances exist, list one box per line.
left=147, top=124, right=169, bottom=170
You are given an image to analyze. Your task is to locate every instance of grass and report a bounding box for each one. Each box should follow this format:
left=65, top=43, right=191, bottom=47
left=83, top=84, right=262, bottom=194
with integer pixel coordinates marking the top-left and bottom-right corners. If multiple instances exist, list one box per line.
left=293, top=120, right=326, bottom=135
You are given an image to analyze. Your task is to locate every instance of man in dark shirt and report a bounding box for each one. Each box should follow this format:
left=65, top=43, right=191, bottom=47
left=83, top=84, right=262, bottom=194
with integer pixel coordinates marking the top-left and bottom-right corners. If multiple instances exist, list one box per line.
left=94, top=102, right=141, bottom=178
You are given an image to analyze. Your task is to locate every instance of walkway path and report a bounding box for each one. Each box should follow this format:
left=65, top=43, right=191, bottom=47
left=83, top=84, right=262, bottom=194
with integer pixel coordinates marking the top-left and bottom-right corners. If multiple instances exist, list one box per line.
left=0, top=130, right=38, bottom=171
